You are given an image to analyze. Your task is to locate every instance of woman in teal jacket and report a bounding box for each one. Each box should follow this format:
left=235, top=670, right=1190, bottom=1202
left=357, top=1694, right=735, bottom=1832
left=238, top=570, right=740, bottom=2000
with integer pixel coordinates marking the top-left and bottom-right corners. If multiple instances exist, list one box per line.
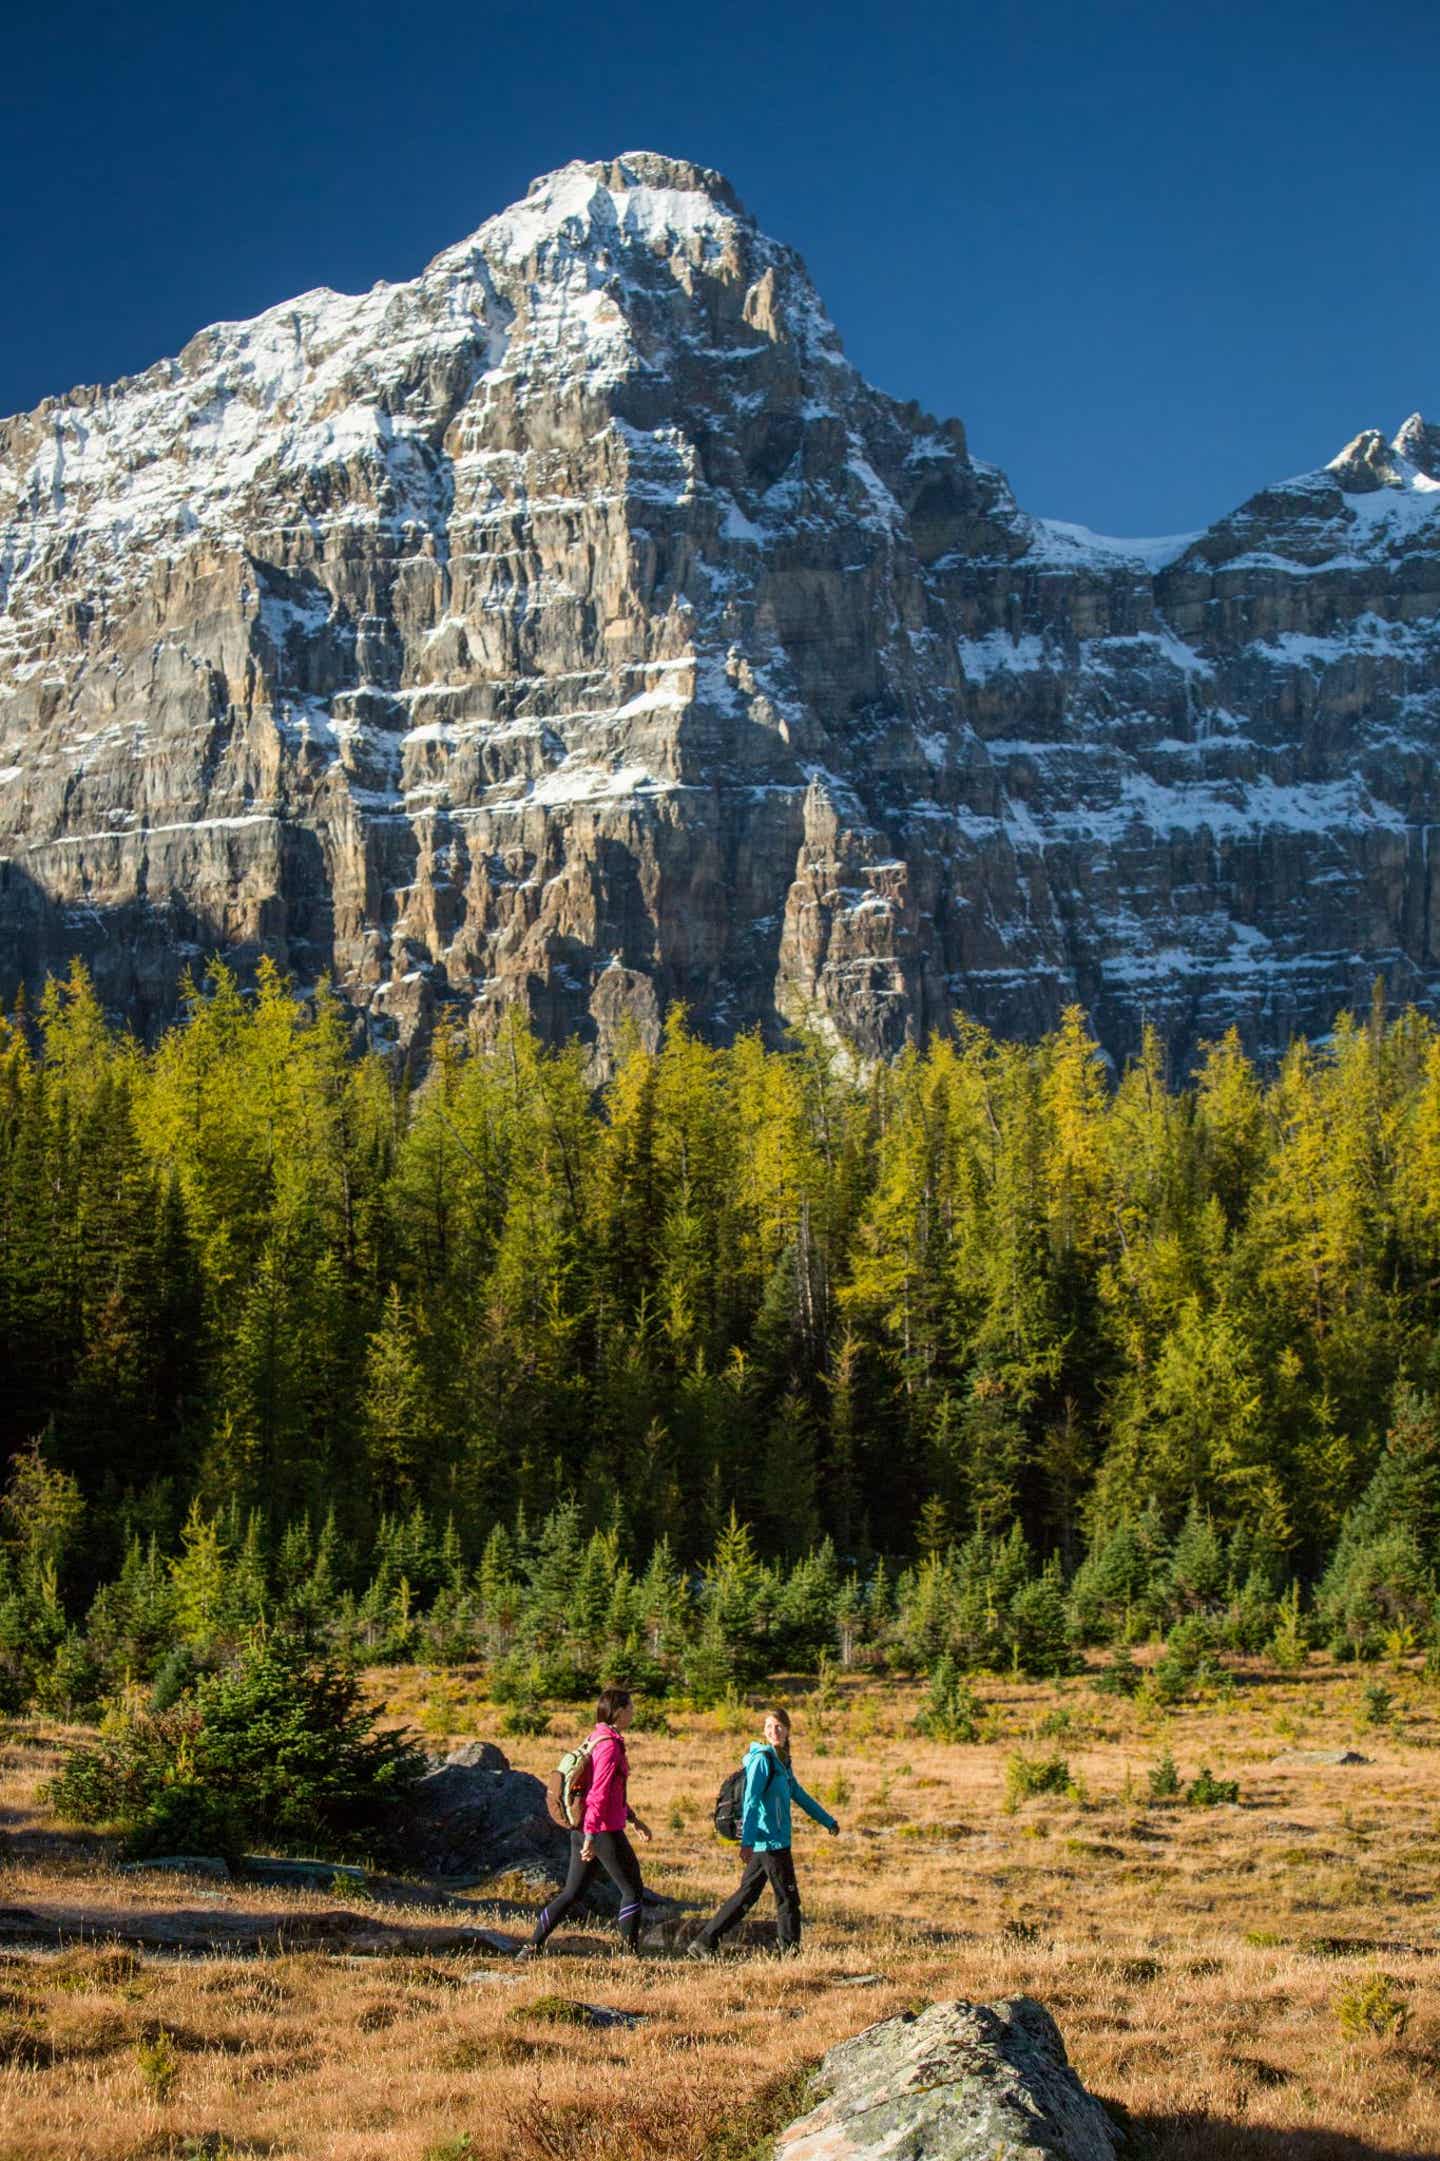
left=687, top=1707, right=838, bottom=1957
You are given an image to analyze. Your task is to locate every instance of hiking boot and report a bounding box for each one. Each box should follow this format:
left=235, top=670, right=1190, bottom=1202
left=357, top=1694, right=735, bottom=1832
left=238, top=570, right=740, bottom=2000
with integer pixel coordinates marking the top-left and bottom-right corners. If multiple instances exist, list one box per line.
left=685, top=1939, right=716, bottom=1963
left=514, top=1941, right=546, bottom=1961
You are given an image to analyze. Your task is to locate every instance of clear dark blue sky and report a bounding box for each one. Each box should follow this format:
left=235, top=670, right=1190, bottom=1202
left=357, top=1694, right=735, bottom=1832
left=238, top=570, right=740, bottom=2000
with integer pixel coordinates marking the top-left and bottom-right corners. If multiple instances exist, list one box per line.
left=3, top=0, right=1435, bottom=535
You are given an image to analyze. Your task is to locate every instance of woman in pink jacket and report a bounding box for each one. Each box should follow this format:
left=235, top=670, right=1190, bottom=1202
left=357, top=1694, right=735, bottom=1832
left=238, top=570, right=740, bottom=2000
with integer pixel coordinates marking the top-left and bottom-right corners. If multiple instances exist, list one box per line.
left=519, top=1685, right=652, bottom=1958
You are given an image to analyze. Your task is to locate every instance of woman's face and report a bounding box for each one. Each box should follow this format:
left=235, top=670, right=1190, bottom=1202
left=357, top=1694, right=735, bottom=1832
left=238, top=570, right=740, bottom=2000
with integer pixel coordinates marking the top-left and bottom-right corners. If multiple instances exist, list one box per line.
left=764, top=1714, right=788, bottom=1749
left=613, top=1701, right=633, bottom=1731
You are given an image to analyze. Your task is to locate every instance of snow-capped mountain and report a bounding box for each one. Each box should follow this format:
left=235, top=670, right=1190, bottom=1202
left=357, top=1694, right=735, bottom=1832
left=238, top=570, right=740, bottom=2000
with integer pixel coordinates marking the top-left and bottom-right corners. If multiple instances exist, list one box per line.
left=2, top=150, right=1438, bottom=1063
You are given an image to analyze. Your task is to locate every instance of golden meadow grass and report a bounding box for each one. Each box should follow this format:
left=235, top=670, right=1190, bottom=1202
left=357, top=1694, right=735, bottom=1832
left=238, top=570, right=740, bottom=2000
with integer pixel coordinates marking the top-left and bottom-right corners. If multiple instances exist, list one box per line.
left=2, top=1661, right=1439, bottom=2160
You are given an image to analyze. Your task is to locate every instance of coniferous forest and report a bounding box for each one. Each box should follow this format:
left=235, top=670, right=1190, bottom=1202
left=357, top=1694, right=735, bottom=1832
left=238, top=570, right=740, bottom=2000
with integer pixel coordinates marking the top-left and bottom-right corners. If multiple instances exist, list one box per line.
left=3, top=959, right=1440, bottom=1718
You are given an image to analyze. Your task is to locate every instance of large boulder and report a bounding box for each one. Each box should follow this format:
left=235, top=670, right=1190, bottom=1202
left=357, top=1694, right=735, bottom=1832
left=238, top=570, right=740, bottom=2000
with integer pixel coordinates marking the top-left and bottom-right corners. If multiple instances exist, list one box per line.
left=398, top=1742, right=570, bottom=1884
left=774, top=1999, right=1118, bottom=2161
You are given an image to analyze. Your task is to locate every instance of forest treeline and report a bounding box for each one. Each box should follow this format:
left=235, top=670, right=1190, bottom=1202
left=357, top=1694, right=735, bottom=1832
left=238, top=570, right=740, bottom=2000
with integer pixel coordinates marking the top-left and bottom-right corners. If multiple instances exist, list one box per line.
left=2, top=960, right=1439, bottom=1713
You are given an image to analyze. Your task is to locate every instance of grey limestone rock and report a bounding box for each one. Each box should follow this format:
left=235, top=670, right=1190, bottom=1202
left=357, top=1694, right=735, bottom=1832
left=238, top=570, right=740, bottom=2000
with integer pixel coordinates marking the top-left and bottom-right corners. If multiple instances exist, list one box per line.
left=431, top=1740, right=511, bottom=1774
left=3, top=149, right=1440, bottom=1071
left=1271, top=1747, right=1370, bottom=1766
left=773, top=1997, right=1118, bottom=2161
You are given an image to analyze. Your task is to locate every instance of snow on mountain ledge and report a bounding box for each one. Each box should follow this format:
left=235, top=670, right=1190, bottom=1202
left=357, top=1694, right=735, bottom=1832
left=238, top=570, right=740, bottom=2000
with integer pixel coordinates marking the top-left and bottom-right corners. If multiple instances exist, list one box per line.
left=1025, top=518, right=1202, bottom=572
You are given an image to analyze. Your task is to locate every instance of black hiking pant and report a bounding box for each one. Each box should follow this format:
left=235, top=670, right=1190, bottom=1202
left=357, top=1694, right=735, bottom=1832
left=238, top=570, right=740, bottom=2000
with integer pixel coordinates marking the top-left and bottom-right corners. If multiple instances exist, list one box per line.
left=530, top=1828, right=645, bottom=1949
left=694, top=1845, right=802, bottom=1952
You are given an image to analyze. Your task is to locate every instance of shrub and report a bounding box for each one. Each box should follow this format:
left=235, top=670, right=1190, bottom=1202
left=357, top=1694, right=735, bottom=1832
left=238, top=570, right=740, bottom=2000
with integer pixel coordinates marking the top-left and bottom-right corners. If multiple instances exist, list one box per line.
left=30, top=1631, right=104, bottom=1720
left=1148, top=1748, right=1181, bottom=1800
left=627, top=1696, right=672, bottom=1734
left=1092, top=1645, right=1142, bottom=1697
left=136, top=2028, right=179, bottom=2100
left=810, top=1652, right=842, bottom=1716
left=1009, top=1572, right=1077, bottom=1679
left=499, top=1703, right=551, bottom=1737
left=1334, top=1971, right=1409, bottom=2040
left=915, top=1656, right=983, bottom=1743
left=1003, top=1751, right=1072, bottom=1809
left=1362, top=1681, right=1394, bottom=1727
left=1151, top=1615, right=1222, bottom=1704
left=681, top=1628, right=738, bottom=1709
left=1266, top=1582, right=1309, bottom=1670
left=491, top=1652, right=590, bottom=1704
left=1184, top=1764, right=1239, bottom=1806
left=1319, top=1521, right=1437, bottom=1663
left=150, top=1643, right=207, bottom=1713
left=48, top=1633, right=424, bottom=1860
left=1224, top=1566, right=1279, bottom=1655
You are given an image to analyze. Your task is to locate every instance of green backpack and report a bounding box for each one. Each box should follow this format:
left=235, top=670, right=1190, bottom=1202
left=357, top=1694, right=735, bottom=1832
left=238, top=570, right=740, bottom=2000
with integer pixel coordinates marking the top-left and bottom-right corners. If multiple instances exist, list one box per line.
left=546, top=1735, right=596, bottom=1828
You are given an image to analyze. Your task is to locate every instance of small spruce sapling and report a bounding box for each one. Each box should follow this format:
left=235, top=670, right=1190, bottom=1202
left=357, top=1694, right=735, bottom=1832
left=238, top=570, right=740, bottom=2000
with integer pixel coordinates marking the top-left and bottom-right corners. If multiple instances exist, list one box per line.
left=1092, top=1643, right=1142, bottom=1696
left=1148, top=1747, right=1181, bottom=1800
left=1362, top=1681, right=1395, bottom=1727
left=915, top=1655, right=983, bottom=1743
left=1003, top=1750, right=1073, bottom=1810
left=135, top=2028, right=179, bottom=2101
left=1184, top=1764, right=1239, bottom=1806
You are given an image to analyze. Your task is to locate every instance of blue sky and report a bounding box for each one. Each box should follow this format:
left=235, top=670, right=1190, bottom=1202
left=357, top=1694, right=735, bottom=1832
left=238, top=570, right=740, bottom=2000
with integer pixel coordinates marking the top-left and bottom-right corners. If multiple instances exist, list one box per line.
left=2, top=0, right=1435, bottom=535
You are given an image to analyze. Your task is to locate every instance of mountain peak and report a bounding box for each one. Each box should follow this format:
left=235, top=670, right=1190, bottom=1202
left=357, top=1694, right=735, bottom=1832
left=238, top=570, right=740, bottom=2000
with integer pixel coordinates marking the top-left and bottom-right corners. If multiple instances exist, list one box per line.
left=1327, top=426, right=1403, bottom=492
left=441, top=150, right=761, bottom=286
left=534, top=151, right=745, bottom=215
left=1395, top=412, right=1440, bottom=482
left=1327, top=417, right=1440, bottom=494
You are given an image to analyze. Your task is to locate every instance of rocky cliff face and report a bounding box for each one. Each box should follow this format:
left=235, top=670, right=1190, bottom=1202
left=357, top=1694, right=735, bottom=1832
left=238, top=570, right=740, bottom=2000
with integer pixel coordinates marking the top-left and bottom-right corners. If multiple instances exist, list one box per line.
left=2, top=151, right=1437, bottom=1065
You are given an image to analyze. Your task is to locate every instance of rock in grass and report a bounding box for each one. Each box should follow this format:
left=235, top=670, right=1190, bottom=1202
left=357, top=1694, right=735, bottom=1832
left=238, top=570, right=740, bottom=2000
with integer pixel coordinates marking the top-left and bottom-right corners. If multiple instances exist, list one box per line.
left=1271, top=1748, right=1370, bottom=1767
left=774, top=1998, right=1117, bottom=2160
left=238, top=1856, right=369, bottom=1890
left=398, top=1744, right=570, bottom=1883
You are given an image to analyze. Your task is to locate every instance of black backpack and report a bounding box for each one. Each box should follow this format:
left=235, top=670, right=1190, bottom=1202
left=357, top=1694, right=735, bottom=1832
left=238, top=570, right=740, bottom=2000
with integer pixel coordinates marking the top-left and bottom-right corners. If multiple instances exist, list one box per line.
left=713, top=1750, right=778, bottom=1843
left=713, top=1766, right=746, bottom=1842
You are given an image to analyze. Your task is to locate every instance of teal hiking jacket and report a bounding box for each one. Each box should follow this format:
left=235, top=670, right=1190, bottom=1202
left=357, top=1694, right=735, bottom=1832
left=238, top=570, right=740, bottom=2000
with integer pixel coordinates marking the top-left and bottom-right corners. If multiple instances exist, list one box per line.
left=738, top=1741, right=838, bottom=1851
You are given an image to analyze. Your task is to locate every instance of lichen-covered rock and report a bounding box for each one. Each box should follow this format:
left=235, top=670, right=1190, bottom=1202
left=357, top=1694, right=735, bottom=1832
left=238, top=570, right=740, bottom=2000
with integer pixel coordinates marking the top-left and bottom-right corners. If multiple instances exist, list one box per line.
left=3, top=149, right=1439, bottom=1069
left=774, top=1998, right=1118, bottom=2161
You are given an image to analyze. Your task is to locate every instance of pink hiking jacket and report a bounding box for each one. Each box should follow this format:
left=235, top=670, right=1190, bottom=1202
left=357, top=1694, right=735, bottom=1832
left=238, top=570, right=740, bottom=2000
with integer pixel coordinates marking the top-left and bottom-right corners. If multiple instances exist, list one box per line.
left=581, top=1722, right=634, bottom=1835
